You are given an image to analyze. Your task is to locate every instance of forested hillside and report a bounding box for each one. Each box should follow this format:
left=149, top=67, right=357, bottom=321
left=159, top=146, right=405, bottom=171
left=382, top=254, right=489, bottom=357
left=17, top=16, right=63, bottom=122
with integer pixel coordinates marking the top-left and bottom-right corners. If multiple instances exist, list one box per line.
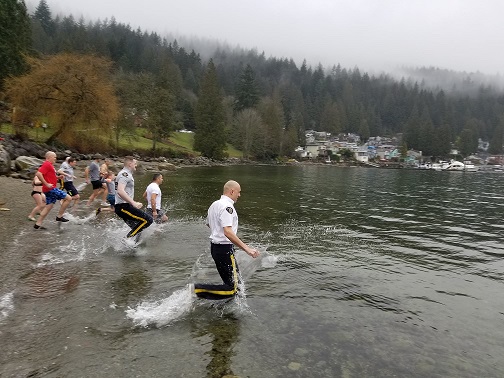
left=2, top=0, right=504, bottom=159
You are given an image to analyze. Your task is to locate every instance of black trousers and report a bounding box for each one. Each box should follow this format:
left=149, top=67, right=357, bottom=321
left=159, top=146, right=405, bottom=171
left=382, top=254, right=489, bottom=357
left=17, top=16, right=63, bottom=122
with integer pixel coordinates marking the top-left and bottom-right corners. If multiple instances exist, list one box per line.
left=114, top=203, right=153, bottom=238
left=195, top=243, right=241, bottom=300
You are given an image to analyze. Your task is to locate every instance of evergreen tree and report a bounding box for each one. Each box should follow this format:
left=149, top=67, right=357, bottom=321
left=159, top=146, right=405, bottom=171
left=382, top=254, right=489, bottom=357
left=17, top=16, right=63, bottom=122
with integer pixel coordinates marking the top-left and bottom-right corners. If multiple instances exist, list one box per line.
left=33, top=0, right=54, bottom=35
left=418, top=107, right=435, bottom=156
left=233, top=108, right=263, bottom=159
left=320, top=99, right=341, bottom=134
left=457, top=119, right=480, bottom=157
left=358, top=118, right=370, bottom=141
left=404, top=104, right=421, bottom=151
left=116, top=71, right=176, bottom=151
left=257, top=91, right=285, bottom=158
left=234, top=64, right=259, bottom=112
left=194, top=60, right=227, bottom=159
left=458, top=128, right=478, bottom=157
left=489, top=117, right=504, bottom=154
left=0, top=0, right=31, bottom=89
left=433, top=124, right=452, bottom=157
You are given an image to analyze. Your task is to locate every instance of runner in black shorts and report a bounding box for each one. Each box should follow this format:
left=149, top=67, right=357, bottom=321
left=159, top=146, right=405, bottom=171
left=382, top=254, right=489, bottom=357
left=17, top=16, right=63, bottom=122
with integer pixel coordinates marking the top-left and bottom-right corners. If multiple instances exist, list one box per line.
left=85, top=154, right=105, bottom=207
left=59, top=157, right=80, bottom=211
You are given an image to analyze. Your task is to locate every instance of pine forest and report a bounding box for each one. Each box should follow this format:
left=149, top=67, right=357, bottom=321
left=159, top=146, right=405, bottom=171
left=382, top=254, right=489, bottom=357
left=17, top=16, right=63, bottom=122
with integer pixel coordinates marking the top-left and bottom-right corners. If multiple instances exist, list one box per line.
left=2, top=0, right=504, bottom=159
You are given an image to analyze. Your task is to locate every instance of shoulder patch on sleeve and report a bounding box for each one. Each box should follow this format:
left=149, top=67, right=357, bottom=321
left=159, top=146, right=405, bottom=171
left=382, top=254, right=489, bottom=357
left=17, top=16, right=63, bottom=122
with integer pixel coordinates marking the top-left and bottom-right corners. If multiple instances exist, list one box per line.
left=122, top=172, right=129, bottom=177
left=226, top=207, right=233, bottom=214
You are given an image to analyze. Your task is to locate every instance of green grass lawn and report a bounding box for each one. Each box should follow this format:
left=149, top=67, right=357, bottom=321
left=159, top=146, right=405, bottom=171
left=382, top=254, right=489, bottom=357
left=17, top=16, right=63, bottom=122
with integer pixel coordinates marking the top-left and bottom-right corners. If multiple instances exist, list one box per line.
left=0, top=122, right=50, bottom=143
left=0, top=123, right=243, bottom=158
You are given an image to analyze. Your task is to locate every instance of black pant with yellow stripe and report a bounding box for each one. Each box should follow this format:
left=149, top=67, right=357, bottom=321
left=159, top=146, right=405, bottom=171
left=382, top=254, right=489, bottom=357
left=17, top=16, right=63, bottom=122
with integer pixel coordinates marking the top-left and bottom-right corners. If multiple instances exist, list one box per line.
left=195, top=243, right=241, bottom=300
left=114, top=203, right=153, bottom=238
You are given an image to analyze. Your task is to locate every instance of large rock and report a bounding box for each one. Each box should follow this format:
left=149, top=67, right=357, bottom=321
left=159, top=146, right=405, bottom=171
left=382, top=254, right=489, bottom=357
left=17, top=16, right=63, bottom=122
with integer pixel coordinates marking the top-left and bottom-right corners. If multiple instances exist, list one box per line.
left=15, top=155, right=44, bottom=172
left=135, top=161, right=145, bottom=173
left=0, top=145, right=11, bottom=175
left=3, top=137, right=46, bottom=159
left=158, top=162, right=177, bottom=171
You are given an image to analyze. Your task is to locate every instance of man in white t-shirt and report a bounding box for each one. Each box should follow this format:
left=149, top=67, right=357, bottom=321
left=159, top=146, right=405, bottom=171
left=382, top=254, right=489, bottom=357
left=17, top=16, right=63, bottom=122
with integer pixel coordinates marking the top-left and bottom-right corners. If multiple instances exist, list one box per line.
left=143, top=173, right=168, bottom=223
left=194, top=180, right=260, bottom=300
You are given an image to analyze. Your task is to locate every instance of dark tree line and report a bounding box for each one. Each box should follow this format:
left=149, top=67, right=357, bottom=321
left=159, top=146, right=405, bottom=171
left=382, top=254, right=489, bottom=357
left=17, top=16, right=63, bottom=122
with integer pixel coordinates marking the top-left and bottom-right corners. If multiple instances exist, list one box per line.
left=3, top=0, right=504, bottom=159
left=0, top=0, right=32, bottom=90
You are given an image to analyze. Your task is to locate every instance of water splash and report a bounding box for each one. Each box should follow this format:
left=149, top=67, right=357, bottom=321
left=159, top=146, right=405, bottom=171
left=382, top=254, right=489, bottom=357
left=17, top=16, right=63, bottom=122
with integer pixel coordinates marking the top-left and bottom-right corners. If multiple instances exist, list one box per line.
left=125, top=284, right=194, bottom=327
left=0, top=292, right=14, bottom=322
left=64, top=212, right=95, bottom=225
left=125, top=248, right=278, bottom=327
left=260, top=253, right=278, bottom=268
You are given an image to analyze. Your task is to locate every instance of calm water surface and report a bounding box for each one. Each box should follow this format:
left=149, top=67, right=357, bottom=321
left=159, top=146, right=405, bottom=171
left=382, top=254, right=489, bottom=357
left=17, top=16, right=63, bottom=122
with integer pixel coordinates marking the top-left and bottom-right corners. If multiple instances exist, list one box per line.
left=1, top=165, right=504, bottom=377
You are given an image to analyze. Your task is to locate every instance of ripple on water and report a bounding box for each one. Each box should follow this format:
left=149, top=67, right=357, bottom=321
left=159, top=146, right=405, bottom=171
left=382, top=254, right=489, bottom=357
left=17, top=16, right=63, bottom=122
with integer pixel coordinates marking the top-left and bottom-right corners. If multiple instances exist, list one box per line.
left=18, top=265, right=80, bottom=299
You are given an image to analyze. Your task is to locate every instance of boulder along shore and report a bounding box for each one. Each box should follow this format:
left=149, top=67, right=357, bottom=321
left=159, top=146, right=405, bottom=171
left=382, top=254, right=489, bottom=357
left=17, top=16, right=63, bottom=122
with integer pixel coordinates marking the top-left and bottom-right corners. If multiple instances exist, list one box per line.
left=0, top=132, right=256, bottom=179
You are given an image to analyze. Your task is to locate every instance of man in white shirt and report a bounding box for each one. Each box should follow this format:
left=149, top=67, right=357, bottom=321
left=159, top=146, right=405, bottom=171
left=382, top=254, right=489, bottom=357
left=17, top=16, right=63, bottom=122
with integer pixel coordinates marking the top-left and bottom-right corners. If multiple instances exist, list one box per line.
left=143, top=173, right=168, bottom=223
left=194, top=180, right=260, bottom=300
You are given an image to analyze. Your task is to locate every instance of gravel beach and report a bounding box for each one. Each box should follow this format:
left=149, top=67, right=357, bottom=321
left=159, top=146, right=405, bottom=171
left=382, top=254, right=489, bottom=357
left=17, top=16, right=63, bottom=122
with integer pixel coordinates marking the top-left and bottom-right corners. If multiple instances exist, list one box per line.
left=0, top=176, right=35, bottom=244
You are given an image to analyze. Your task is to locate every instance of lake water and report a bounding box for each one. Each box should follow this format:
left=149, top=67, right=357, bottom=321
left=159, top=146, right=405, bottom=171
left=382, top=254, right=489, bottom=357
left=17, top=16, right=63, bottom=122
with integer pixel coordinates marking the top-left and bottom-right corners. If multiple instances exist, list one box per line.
left=1, top=165, right=504, bottom=377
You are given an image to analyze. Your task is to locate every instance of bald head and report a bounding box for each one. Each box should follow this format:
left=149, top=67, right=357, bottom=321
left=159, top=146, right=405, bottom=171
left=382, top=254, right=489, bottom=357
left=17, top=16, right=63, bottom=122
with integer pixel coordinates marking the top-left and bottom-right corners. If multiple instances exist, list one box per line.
left=223, top=180, right=241, bottom=202
left=45, top=151, right=57, bottom=163
left=223, top=180, right=239, bottom=194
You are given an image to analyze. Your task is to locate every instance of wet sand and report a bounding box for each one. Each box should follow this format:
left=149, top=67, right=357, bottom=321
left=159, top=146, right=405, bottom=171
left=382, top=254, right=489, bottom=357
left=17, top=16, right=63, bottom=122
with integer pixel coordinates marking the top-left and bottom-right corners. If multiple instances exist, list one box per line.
left=0, top=176, right=35, bottom=244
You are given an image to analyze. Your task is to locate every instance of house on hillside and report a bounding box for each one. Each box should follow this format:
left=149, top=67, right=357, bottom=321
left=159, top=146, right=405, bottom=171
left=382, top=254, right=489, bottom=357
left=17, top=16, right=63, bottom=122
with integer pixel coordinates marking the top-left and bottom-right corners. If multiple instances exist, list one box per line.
left=376, top=145, right=396, bottom=160
left=354, top=148, right=369, bottom=163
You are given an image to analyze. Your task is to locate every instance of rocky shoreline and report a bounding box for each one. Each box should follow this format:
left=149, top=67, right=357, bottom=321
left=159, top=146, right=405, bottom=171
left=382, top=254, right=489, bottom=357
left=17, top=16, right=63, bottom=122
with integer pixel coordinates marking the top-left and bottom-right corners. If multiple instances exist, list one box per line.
left=0, top=132, right=360, bottom=182
left=0, top=132, right=261, bottom=180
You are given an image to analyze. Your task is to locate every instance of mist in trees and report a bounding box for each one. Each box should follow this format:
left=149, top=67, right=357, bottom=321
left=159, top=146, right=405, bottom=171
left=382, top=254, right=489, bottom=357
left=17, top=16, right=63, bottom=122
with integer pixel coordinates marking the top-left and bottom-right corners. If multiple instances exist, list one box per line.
left=2, top=0, right=504, bottom=158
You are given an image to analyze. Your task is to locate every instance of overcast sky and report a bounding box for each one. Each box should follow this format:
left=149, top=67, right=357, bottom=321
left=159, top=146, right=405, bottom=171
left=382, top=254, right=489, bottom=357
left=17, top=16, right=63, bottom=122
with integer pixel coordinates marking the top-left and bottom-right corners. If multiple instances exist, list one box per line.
left=28, top=0, right=503, bottom=76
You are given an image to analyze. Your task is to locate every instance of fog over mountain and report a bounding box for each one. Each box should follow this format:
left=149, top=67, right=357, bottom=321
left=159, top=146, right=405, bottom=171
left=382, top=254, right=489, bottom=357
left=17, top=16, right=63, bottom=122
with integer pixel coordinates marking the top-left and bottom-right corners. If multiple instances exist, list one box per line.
left=27, top=0, right=504, bottom=92
left=162, top=32, right=504, bottom=95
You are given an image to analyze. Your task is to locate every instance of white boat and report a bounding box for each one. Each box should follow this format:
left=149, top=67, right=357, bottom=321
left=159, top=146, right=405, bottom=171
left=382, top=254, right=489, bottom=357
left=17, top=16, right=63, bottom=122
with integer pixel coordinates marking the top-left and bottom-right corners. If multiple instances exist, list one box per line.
left=462, top=161, right=479, bottom=172
left=443, top=160, right=479, bottom=172
left=444, top=160, right=465, bottom=171
left=417, top=162, right=432, bottom=169
left=431, top=161, right=451, bottom=171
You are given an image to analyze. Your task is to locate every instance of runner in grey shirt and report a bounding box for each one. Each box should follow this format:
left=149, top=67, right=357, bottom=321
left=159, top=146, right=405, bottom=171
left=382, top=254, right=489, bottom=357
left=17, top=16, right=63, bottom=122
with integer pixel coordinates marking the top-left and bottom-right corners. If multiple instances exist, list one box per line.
left=114, top=156, right=153, bottom=240
left=85, top=154, right=105, bottom=206
left=59, top=157, right=80, bottom=210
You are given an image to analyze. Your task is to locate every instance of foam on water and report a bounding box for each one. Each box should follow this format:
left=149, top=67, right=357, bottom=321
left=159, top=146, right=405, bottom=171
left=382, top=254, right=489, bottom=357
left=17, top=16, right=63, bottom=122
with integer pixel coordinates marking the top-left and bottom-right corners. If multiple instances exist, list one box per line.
left=125, top=284, right=195, bottom=327
left=64, top=212, right=95, bottom=225
left=0, top=292, right=14, bottom=322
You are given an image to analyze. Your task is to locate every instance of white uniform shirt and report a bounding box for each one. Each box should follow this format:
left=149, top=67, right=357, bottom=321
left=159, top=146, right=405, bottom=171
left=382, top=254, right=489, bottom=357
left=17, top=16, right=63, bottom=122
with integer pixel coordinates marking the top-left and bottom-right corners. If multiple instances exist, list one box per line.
left=115, top=167, right=134, bottom=205
left=207, top=195, right=238, bottom=244
left=145, top=182, right=162, bottom=210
